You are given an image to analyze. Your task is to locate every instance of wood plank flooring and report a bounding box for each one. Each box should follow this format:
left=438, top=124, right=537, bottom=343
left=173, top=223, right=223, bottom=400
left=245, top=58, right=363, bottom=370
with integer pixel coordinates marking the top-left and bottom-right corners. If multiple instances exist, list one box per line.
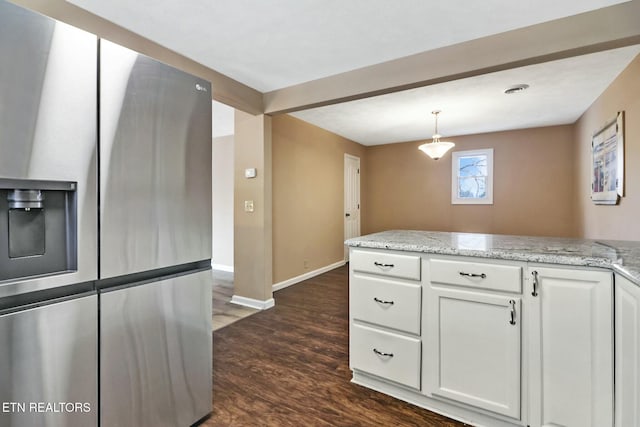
left=205, top=265, right=466, bottom=426
left=212, top=270, right=259, bottom=331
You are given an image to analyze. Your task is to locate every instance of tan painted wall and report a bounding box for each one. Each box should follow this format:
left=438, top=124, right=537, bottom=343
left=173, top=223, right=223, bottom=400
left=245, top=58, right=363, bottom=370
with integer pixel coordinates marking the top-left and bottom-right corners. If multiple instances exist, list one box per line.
left=234, top=111, right=272, bottom=301
left=574, top=55, right=640, bottom=240
left=364, top=126, right=576, bottom=237
left=272, top=115, right=366, bottom=284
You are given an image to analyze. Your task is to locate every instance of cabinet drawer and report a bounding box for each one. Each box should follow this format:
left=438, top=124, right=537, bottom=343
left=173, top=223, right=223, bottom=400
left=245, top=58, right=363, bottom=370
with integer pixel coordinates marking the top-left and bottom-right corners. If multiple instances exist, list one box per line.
left=351, top=324, right=421, bottom=389
left=351, top=250, right=421, bottom=281
left=351, top=275, right=421, bottom=335
left=429, top=259, right=522, bottom=293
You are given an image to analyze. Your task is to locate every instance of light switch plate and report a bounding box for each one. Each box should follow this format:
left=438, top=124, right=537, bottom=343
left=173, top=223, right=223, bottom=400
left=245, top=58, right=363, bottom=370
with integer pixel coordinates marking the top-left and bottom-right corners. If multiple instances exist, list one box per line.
left=244, top=168, right=257, bottom=179
left=244, top=200, right=254, bottom=212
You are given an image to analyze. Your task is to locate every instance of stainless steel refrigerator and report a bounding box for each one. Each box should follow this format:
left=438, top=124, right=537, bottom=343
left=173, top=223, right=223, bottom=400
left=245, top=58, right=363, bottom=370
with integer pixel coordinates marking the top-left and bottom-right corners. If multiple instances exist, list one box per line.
left=0, top=2, right=99, bottom=426
left=98, top=40, right=213, bottom=427
left=0, top=2, right=213, bottom=426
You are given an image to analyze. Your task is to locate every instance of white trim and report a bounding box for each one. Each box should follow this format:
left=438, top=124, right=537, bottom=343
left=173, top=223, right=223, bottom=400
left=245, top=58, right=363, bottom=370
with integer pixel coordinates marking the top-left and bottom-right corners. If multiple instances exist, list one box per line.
left=272, top=260, right=345, bottom=292
left=230, top=295, right=275, bottom=310
left=211, top=262, right=234, bottom=272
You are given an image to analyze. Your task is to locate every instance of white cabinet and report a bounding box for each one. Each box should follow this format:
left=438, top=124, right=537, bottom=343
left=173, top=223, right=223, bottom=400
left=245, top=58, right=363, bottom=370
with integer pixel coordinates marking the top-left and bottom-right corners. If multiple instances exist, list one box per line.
left=349, top=248, right=422, bottom=389
left=429, top=258, right=522, bottom=293
left=424, top=287, right=522, bottom=418
left=351, top=274, right=421, bottom=335
left=351, top=324, right=421, bottom=389
left=349, top=246, right=620, bottom=427
left=615, top=273, right=640, bottom=427
left=527, top=266, right=613, bottom=427
left=424, top=258, right=523, bottom=420
left=350, top=249, right=421, bottom=281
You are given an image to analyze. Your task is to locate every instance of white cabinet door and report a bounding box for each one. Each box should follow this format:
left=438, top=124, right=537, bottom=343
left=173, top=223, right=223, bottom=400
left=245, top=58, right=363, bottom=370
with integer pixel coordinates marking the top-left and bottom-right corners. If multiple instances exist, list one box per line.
left=528, top=267, right=613, bottom=427
left=615, top=273, right=640, bottom=427
left=424, top=287, right=521, bottom=419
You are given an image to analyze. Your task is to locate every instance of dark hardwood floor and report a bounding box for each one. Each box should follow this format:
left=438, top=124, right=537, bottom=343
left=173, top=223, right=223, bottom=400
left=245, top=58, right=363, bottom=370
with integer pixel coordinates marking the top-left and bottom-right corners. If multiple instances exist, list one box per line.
left=205, top=265, right=466, bottom=427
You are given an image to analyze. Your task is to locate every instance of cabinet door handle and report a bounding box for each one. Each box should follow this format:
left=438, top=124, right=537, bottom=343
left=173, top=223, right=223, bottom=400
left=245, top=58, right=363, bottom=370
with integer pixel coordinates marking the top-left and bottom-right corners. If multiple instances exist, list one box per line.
left=373, top=348, right=394, bottom=358
left=374, top=262, right=394, bottom=268
left=459, top=271, right=487, bottom=279
left=509, top=299, right=516, bottom=325
left=531, top=270, right=539, bottom=297
left=373, top=297, right=394, bottom=305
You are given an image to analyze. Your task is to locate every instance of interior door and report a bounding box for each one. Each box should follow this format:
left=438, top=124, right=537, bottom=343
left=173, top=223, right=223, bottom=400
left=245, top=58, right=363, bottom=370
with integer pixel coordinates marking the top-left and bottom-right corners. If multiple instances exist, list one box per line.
left=344, top=154, right=361, bottom=261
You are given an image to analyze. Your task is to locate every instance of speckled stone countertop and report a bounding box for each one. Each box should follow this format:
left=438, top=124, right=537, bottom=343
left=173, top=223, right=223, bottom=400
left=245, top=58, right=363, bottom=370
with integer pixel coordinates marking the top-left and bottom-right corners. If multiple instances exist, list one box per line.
left=345, top=230, right=640, bottom=285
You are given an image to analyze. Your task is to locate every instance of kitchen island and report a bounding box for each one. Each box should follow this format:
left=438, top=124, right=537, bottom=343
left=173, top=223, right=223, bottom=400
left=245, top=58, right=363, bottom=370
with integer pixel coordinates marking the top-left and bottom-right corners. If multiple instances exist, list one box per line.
left=346, top=230, right=640, bottom=427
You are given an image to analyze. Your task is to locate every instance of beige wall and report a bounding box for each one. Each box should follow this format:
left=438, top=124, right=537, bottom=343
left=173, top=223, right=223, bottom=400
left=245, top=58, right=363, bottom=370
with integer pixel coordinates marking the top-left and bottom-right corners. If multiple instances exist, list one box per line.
left=272, top=115, right=366, bottom=284
left=364, top=126, right=576, bottom=237
left=234, top=111, right=273, bottom=301
left=574, top=55, right=640, bottom=240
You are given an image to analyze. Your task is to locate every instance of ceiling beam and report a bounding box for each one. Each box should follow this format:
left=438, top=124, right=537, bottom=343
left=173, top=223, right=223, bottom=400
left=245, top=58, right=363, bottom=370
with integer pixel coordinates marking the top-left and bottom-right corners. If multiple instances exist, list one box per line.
left=263, top=1, right=640, bottom=115
left=10, top=0, right=264, bottom=115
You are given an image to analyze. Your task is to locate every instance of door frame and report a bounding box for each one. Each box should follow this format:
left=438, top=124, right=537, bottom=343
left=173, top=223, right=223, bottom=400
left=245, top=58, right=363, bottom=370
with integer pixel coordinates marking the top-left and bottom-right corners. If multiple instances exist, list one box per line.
left=344, top=154, right=361, bottom=261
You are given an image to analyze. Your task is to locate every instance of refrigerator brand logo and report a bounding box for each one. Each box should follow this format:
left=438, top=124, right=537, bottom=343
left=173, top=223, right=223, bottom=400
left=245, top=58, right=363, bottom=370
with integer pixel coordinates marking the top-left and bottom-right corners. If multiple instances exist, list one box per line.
left=195, top=83, right=208, bottom=93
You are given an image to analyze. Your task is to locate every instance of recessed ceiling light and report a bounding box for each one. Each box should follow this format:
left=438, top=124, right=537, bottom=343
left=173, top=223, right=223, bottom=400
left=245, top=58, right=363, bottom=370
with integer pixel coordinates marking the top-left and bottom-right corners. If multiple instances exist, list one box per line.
left=504, top=84, right=530, bottom=94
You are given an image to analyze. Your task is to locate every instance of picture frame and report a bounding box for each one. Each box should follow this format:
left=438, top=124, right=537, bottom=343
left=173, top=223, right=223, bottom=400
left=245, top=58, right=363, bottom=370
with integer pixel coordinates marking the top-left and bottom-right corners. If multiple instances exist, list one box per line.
left=591, top=111, right=624, bottom=205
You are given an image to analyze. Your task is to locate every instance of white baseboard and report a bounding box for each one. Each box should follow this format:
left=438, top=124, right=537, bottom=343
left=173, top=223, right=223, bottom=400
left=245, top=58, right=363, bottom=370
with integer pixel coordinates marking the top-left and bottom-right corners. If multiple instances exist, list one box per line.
left=272, top=260, right=346, bottom=292
left=230, top=295, right=275, bottom=310
left=211, top=262, right=234, bottom=272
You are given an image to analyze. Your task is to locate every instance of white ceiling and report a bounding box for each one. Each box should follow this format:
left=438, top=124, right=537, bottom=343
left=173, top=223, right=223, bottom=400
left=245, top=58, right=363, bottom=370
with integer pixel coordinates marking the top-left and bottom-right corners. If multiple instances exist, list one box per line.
left=66, top=0, right=638, bottom=144
left=291, top=46, right=640, bottom=145
left=68, top=0, right=627, bottom=92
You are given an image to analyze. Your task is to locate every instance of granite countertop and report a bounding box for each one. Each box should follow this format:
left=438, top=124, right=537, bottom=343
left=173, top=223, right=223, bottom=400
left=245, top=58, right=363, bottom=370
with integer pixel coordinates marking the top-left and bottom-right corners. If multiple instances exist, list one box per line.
left=346, top=230, right=640, bottom=286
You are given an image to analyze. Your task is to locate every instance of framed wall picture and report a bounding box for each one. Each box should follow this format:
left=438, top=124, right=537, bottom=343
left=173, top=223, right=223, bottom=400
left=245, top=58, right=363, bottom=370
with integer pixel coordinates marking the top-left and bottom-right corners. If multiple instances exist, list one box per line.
left=591, top=111, right=624, bottom=205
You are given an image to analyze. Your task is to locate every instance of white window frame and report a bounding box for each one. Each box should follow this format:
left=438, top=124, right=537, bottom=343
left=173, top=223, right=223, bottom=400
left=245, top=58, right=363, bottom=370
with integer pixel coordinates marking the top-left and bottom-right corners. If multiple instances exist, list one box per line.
left=451, top=148, right=494, bottom=205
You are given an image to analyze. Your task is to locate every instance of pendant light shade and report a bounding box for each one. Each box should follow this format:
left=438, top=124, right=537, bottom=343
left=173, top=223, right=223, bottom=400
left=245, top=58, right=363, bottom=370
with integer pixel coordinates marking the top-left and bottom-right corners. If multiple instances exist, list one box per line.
left=418, top=110, right=455, bottom=160
left=418, top=138, right=455, bottom=160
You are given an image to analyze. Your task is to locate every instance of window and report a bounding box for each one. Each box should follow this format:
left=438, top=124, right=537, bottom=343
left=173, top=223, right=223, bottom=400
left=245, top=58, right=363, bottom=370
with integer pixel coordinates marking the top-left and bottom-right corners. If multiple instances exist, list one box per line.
left=451, top=148, right=493, bottom=204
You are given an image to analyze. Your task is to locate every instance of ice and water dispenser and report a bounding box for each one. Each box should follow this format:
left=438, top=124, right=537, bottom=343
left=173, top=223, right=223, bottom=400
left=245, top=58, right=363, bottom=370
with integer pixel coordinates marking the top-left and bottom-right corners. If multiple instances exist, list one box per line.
left=0, top=178, right=77, bottom=281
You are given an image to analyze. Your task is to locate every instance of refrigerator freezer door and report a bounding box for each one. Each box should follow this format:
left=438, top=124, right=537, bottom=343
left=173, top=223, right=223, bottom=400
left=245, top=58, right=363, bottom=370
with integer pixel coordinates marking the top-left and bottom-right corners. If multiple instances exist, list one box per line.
left=0, top=295, right=98, bottom=427
left=100, top=269, right=212, bottom=427
left=0, top=0, right=98, bottom=297
left=99, top=40, right=212, bottom=279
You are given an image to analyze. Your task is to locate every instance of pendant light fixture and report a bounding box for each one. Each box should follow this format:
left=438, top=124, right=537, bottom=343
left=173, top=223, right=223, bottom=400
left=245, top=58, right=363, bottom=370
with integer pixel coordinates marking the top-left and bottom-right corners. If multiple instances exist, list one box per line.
left=418, top=110, right=455, bottom=160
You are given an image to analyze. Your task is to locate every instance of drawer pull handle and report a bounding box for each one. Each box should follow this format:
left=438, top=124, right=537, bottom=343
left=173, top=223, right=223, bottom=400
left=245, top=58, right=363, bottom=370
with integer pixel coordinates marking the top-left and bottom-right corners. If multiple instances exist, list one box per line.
left=509, top=299, right=516, bottom=325
left=374, top=262, right=394, bottom=268
left=531, top=270, right=539, bottom=297
left=373, top=297, right=394, bottom=305
left=373, top=348, right=394, bottom=358
left=459, top=271, right=486, bottom=279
